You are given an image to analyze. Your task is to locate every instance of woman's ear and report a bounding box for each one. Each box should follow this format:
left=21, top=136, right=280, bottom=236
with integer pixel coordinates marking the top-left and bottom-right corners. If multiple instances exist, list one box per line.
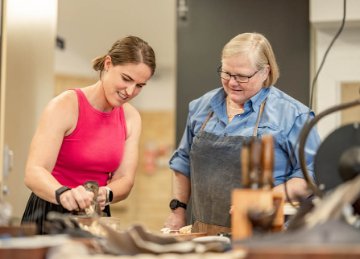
left=260, top=65, right=270, bottom=82
left=260, top=65, right=270, bottom=86
left=262, top=65, right=270, bottom=78
left=104, top=55, right=112, bottom=70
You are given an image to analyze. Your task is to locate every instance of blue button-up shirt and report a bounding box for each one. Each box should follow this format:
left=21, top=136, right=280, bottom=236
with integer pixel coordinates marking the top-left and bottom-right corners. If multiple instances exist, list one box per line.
left=169, top=86, right=321, bottom=186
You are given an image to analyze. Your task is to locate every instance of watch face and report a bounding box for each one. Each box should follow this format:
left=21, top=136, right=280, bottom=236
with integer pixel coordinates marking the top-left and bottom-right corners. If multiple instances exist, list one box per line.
left=170, top=199, right=178, bottom=210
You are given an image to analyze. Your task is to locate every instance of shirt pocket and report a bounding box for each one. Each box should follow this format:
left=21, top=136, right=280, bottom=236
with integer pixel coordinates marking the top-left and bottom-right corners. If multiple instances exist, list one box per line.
left=257, top=122, right=279, bottom=136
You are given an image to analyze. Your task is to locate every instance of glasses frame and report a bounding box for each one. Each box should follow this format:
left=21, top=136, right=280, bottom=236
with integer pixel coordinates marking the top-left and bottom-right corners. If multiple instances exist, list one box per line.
left=217, top=66, right=260, bottom=83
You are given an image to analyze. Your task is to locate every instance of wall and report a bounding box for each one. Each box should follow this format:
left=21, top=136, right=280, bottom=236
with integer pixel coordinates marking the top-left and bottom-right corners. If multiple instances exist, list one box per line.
left=56, top=0, right=177, bottom=111
left=310, top=0, right=360, bottom=23
left=310, top=0, right=360, bottom=139
left=112, top=110, right=174, bottom=231
left=2, top=0, right=58, bottom=220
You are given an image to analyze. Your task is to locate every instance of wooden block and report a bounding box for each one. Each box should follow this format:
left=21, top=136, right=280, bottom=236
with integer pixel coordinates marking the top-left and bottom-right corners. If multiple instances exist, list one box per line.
left=231, top=189, right=284, bottom=240
left=271, top=192, right=285, bottom=231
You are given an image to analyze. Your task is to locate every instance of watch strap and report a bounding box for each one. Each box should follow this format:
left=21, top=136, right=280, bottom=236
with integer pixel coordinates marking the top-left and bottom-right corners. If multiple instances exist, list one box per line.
left=55, top=186, right=71, bottom=205
left=105, top=186, right=113, bottom=204
left=170, top=199, right=187, bottom=210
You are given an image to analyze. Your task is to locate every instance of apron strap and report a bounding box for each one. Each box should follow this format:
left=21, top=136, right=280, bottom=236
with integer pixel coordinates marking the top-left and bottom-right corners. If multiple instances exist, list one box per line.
left=252, top=99, right=267, bottom=137
left=200, top=111, right=214, bottom=131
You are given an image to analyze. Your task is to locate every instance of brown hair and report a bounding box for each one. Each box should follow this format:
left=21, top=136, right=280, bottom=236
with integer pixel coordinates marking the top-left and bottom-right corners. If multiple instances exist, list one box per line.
left=92, top=35, right=156, bottom=76
left=222, top=32, right=279, bottom=87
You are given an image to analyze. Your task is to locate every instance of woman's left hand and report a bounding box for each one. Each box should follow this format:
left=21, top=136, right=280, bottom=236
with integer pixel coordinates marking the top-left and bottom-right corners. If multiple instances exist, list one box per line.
left=97, top=186, right=108, bottom=211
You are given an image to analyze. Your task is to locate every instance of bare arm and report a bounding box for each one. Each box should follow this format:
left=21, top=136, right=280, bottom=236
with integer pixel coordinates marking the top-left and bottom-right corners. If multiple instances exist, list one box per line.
left=24, top=91, right=93, bottom=210
left=164, top=171, right=191, bottom=230
left=99, top=103, right=141, bottom=205
left=172, top=171, right=191, bottom=205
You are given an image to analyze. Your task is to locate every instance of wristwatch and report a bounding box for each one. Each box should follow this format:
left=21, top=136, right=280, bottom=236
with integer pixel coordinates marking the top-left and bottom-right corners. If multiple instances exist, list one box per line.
left=169, top=199, right=187, bottom=210
left=55, top=186, right=71, bottom=205
left=105, top=186, right=113, bottom=204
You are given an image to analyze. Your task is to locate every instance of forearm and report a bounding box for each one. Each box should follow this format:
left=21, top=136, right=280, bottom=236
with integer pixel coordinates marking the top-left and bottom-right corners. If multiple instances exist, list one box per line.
left=107, top=176, right=134, bottom=203
left=24, top=166, right=63, bottom=203
left=25, top=165, right=95, bottom=212
left=163, top=171, right=190, bottom=230
left=172, top=171, right=191, bottom=204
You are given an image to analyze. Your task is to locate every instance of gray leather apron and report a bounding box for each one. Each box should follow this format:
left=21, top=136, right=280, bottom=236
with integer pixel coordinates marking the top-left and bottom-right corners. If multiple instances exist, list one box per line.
left=190, top=101, right=266, bottom=235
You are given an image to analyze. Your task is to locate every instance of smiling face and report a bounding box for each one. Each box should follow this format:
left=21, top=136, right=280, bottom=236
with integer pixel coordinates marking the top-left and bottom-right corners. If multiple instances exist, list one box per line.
left=102, top=57, right=152, bottom=108
left=221, top=54, right=268, bottom=105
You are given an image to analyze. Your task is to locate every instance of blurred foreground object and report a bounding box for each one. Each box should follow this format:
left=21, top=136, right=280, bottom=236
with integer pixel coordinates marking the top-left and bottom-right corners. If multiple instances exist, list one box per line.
left=232, top=135, right=284, bottom=240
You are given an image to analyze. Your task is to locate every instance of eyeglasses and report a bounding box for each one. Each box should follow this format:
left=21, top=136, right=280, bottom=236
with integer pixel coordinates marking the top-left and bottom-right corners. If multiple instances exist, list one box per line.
left=217, top=66, right=260, bottom=83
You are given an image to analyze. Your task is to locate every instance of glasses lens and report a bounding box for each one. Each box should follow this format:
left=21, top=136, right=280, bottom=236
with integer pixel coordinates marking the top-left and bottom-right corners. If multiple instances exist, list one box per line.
left=219, top=72, right=230, bottom=80
left=236, top=76, right=249, bottom=83
left=218, top=68, right=254, bottom=83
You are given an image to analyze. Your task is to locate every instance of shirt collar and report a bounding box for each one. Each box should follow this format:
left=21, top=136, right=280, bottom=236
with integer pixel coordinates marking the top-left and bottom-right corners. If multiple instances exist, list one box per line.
left=210, top=87, right=271, bottom=108
left=246, top=86, right=270, bottom=110
left=210, top=88, right=226, bottom=110
left=208, top=87, right=271, bottom=122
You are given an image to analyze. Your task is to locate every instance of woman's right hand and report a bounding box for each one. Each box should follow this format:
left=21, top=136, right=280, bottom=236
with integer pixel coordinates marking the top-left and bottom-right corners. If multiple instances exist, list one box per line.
left=57, top=185, right=94, bottom=211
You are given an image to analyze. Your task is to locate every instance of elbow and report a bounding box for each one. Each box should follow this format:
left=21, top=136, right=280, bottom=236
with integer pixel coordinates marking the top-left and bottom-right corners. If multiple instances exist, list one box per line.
left=24, top=173, right=30, bottom=189
left=23, top=167, right=35, bottom=190
left=123, top=180, right=135, bottom=199
left=24, top=177, right=33, bottom=191
left=115, top=179, right=134, bottom=201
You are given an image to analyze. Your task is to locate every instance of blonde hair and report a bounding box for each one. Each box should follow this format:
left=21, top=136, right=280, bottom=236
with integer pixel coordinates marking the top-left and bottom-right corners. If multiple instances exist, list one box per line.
left=222, top=32, right=279, bottom=86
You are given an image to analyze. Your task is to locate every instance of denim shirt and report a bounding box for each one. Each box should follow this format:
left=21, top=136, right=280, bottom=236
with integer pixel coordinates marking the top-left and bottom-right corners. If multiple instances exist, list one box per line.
left=169, top=86, right=321, bottom=186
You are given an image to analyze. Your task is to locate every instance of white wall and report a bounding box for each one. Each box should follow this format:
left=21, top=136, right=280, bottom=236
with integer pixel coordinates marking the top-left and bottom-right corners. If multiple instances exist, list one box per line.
left=310, top=0, right=360, bottom=139
left=310, top=0, right=360, bottom=23
left=3, top=0, right=58, bottom=219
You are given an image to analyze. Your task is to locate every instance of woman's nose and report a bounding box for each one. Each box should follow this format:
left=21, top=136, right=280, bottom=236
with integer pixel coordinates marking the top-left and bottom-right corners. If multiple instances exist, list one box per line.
left=125, top=84, right=136, bottom=96
left=228, top=76, right=239, bottom=85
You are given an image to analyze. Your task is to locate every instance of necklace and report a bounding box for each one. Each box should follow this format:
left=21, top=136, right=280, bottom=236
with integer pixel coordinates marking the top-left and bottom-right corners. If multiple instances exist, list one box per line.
left=226, top=100, right=244, bottom=120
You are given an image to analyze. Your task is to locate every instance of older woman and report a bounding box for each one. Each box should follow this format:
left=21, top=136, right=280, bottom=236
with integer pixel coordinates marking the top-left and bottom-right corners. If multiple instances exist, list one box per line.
left=164, top=32, right=320, bottom=235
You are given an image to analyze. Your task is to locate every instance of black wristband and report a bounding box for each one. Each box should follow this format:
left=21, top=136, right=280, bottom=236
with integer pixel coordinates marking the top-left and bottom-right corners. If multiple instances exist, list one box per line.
left=55, top=186, right=71, bottom=205
left=105, top=186, right=113, bottom=204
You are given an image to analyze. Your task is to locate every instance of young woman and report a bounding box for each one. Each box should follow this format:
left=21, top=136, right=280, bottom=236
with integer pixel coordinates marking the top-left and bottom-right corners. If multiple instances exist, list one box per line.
left=22, top=36, right=156, bottom=234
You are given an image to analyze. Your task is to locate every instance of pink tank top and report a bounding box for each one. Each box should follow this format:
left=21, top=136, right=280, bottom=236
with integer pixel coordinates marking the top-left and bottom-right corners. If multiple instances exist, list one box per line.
left=52, top=89, right=127, bottom=187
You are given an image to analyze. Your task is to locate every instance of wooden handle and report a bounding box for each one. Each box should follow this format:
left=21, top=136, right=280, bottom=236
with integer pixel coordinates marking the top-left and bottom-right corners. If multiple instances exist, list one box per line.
left=261, top=134, right=274, bottom=189
left=249, top=138, right=262, bottom=189
left=241, top=144, right=250, bottom=188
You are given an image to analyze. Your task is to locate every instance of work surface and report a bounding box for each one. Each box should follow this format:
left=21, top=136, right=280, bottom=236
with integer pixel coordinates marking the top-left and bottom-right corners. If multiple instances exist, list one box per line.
left=2, top=217, right=360, bottom=259
left=2, top=227, right=360, bottom=259
left=2, top=238, right=360, bottom=259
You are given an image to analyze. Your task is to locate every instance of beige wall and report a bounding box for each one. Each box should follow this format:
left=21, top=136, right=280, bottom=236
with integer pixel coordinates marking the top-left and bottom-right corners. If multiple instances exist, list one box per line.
left=1, top=0, right=58, bottom=220
left=111, top=110, right=174, bottom=232
left=341, top=82, right=360, bottom=125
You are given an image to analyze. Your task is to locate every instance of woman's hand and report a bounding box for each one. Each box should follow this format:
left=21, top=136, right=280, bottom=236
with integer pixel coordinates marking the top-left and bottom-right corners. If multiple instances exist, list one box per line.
left=164, top=209, right=187, bottom=231
left=97, top=186, right=108, bottom=211
left=58, top=185, right=94, bottom=211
